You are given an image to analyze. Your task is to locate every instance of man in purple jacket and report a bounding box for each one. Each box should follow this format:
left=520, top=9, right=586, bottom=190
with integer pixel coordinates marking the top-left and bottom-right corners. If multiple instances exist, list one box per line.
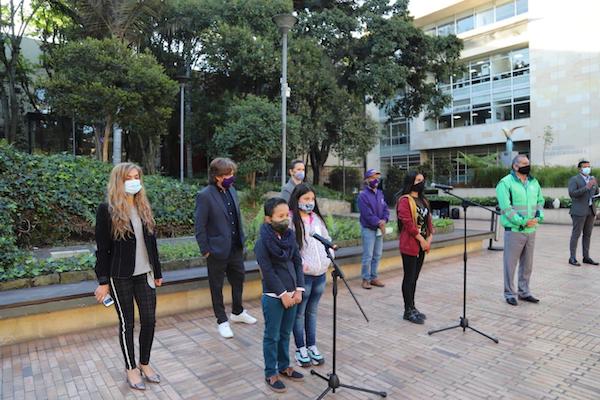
left=358, top=168, right=389, bottom=289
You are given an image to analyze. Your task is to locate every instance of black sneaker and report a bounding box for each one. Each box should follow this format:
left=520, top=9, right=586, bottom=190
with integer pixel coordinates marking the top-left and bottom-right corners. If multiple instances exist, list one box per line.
left=279, top=367, right=304, bottom=382
left=265, top=376, right=286, bottom=393
left=403, top=309, right=424, bottom=325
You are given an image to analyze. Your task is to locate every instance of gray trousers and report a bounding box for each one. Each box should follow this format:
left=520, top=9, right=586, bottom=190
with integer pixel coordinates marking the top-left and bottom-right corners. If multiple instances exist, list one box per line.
left=570, top=211, right=595, bottom=259
left=503, top=230, right=536, bottom=300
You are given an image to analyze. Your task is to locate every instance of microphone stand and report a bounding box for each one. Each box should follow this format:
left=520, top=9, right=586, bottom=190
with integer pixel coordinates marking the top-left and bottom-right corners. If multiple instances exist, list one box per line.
left=427, top=188, right=500, bottom=344
left=310, top=243, right=387, bottom=399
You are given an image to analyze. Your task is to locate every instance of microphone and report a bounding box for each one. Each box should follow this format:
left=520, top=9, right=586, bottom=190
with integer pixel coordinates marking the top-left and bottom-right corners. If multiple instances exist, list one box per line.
left=311, top=233, right=338, bottom=250
left=431, top=183, right=454, bottom=191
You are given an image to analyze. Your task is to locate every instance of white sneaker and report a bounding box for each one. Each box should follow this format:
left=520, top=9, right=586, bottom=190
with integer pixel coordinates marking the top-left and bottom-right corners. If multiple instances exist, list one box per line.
left=218, top=322, right=234, bottom=338
left=229, top=309, right=257, bottom=325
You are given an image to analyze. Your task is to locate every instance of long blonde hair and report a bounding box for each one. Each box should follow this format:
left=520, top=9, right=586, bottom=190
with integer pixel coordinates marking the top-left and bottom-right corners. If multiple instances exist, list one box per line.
left=106, top=162, right=156, bottom=240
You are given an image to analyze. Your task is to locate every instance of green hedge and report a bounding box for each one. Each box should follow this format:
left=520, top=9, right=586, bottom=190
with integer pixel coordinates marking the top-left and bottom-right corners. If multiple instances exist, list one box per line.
left=0, top=140, right=200, bottom=249
left=470, top=166, right=579, bottom=188
left=428, top=195, right=573, bottom=209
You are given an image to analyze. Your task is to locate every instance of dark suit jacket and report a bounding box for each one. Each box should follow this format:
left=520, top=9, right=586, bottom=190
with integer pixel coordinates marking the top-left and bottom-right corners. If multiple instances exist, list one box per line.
left=94, top=203, right=162, bottom=285
left=194, top=184, right=245, bottom=260
left=568, top=174, right=599, bottom=216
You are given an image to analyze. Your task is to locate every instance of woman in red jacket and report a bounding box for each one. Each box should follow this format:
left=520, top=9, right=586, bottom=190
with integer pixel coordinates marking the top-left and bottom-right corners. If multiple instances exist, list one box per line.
left=396, top=171, right=433, bottom=324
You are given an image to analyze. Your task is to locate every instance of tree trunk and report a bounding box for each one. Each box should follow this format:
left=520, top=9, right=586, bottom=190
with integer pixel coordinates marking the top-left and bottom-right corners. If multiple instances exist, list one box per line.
left=6, top=67, right=19, bottom=143
left=102, top=115, right=113, bottom=162
left=309, top=148, right=322, bottom=185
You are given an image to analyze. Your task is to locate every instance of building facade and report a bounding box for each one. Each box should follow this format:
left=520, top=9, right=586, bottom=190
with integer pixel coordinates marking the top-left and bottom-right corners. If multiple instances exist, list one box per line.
left=375, top=0, right=600, bottom=183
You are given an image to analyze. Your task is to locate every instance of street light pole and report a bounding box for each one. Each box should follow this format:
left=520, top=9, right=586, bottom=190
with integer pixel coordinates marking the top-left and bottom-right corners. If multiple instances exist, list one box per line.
left=180, top=81, right=184, bottom=183
left=273, top=13, right=297, bottom=187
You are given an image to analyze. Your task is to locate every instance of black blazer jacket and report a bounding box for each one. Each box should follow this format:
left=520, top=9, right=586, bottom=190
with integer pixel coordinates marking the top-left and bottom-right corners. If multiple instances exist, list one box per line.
left=194, top=184, right=246, bottom=260
left=94, top=203, right=162, bottom=285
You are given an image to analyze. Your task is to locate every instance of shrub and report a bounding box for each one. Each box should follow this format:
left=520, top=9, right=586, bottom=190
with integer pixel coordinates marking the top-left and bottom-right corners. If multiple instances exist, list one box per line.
left=471, top=167, right=508, bottom=188
left=532, top=166, right=578, bottom=187
left=383, top=165, right=405, bottom=206
left=327, top=167, right=362, bottom=194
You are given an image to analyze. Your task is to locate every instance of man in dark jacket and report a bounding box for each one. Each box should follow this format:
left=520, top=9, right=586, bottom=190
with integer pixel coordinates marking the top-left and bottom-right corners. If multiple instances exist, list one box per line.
left=358, top=168, right=389, bottom=289
left=568, top=160, right=599, bottom=266
left=194, top=158, right=257, bottom=338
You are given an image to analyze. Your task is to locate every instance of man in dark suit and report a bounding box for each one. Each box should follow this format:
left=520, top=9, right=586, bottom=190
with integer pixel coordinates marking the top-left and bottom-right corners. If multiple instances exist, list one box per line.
left=195, top=158, right=257, bottom=338
left=568, top=160, right=599, bottom=266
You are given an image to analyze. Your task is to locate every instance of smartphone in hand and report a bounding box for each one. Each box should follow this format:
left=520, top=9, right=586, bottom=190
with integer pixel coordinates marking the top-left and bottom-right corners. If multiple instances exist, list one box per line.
left=102, top=294, right=114, bottom=307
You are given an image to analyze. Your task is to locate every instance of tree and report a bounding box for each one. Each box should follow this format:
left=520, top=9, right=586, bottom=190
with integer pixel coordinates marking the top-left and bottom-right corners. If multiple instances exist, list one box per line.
left=42, top=38, right=178, bottom=166
left=0, top=0, right=45, bottom=144
left=212, top=95, right=299, bottom=189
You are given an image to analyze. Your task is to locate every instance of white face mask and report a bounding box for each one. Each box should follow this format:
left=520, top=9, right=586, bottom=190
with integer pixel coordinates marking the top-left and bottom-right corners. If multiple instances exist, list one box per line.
left=124, top=179, right=142, bottom=195
left=582, top=167, right=592, bottom=175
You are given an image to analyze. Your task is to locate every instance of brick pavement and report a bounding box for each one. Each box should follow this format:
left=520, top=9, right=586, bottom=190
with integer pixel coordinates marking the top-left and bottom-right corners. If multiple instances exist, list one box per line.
left=2, top=221, right=600, bottom=399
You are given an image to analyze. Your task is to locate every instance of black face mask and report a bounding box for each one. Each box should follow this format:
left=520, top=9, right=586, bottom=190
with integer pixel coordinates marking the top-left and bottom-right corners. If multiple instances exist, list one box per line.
left=412, top=181, right=426, bottom=193
left=517, top=165, right=531, bottom=175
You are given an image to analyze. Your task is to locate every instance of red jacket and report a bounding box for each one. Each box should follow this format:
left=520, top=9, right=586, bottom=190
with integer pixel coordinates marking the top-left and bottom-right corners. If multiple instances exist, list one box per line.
left=396, top=195, right=433, bottom=257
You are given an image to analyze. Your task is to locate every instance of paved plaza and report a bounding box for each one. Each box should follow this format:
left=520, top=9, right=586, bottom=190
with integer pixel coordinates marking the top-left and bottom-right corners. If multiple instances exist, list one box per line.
left=2, top=221, right=600, bottom=399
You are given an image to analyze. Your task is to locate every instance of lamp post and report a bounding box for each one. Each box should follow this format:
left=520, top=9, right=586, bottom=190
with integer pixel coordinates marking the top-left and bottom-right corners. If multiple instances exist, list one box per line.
left=176, top=73, right=190, bottom=183
left=272, top=13, right=297, bottom=187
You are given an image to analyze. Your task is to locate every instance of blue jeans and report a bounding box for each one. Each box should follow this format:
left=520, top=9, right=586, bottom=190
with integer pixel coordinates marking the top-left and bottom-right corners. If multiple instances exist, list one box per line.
left=262, top=295, right=298, bottom=378
left=361, top=226, right=383, bottom=281
left=293, top=273, right=327, bottom=349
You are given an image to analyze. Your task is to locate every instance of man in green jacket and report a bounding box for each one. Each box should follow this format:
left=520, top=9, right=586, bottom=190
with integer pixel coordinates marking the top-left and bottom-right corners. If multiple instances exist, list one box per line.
left=496, top=154, right=544, bottom=306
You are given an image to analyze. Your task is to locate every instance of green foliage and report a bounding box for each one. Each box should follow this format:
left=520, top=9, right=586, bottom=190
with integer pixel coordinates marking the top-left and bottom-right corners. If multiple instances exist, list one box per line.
left=532, top=166, right=578, bottom=188
left=471, top=167, right=508, bottom=188
left=157, top=241, right=201, bottom=261
left=327, top=167, right=362, bottom=194
left=433, top=218, right=454, bottom=228
left=212, top=95, right=300, bottom=187
left=383, top=165, right=405, bottom=205
left=244, top=209, right=266, bottom=252
left=312, top=185, right=354, bottom=203
left=0, top=141, right=200, bottom=249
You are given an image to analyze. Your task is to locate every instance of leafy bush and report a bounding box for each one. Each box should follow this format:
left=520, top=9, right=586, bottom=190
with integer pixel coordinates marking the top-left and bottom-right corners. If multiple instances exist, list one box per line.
left=327, top=167, right=362, bottom=194
left=383, top=165, right=405, bottom=206
left=0, top=140, right=201, bottom=248
left=471, top=167, right=508, bottom=188
left=433, top=218, right=454, bottom=228
left=312, top=185, right=354, bottom=203
left=532, top=166, right=578, bottom=187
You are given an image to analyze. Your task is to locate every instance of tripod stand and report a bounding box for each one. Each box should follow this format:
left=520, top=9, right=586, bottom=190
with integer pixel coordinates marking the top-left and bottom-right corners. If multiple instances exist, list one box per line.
left=427, top=189, right=499, bottom=344
left=310, top=244, right=387, bottom=399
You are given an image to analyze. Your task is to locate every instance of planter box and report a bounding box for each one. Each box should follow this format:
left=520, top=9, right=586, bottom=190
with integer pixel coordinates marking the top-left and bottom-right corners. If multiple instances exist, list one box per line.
left=59, top=270, right=96, bottom=284
left=0, top=278, right=31, bottom=291
left=32, top=273, right=60, bottom=287
left=434, top=224, right=455, bottom=235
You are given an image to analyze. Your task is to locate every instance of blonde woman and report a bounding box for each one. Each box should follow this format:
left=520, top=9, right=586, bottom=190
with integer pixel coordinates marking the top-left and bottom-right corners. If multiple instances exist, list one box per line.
left=94, top=163, right=163, bottom=390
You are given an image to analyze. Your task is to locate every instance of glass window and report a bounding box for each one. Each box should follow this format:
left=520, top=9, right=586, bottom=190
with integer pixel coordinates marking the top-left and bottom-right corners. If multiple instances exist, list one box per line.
left=493, top=103, right=512, bottom=121
left=511, top=48, right=529, bottom=71
left=472, top=108, right=491, bottom=125
left=456, top=14, right=474, bottom=33
left=425, top=28, right=436, bottom=36
left=475, top=8, right=494, bottom=27
left=437, top=21, right=455, bottom=36
left=470, top=59, right=490, bottom=83
left=514, top=102, right=530, bottom=119
left=495, top=1, right=515, bottom=22
left=439, top=115, right=452, bottom=129
left=453, top=111, right=471, bottom=127
left=491, top=53, right=511, bottom=77
left=516, top=0, right=528, bottom=14
left=425, top=118, right=437, bottom=131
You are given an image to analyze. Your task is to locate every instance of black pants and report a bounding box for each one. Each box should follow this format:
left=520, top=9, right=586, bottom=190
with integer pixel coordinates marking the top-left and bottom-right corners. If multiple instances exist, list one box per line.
left=570, top=210, right=595, bottom=259
left=401, top=250, right=425, bottom=312
left=110, top=274, right=157, bottom=370
left=207, top=245, right=245, bottom=324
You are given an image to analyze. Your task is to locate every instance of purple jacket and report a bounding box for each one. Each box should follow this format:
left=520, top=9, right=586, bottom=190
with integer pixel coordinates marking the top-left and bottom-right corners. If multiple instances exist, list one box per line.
left=358, top=187, right=389, bottom=230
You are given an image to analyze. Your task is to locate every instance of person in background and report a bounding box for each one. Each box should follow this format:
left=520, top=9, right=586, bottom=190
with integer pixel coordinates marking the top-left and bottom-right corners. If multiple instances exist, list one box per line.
left=289, top=184, right=331, bottom=367
left=396, top=171, right=433, bottom=325
left=255, top=197, right=305, bottom=393
left=568, top=160, right=599, bottom=266
left=194, top=158, right=257, bottom=339
left=94, top=163, right=163, bottom=391
left=358, top=168, right=389, bottom=289
left=280, top=160, right=306, bottom=202
left=496, top=154, right=544, bottom=306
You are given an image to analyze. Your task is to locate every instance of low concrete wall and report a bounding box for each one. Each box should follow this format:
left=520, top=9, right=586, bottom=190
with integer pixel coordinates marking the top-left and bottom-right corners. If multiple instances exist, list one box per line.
left=265, top=191, right=351, bottom=215
left=448, top=187, right=569, bottom=199
left=451, top=206, right=595, bottom=225
left=0, top=233, right=490, bottom=346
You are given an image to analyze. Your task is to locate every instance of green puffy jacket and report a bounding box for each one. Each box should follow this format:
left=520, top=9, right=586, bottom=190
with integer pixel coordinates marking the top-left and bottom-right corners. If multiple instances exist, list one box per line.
left=496, top=171, right=545, bottom=233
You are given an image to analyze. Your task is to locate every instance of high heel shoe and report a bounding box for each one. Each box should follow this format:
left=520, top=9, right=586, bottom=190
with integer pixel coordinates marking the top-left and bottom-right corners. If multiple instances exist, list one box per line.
left=139, top=366, right=161, bottom=384
left=126, top=377, right=146, bottom=390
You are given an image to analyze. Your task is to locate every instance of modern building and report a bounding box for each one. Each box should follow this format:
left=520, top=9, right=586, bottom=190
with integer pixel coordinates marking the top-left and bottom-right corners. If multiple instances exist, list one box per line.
left=375, top=0, right=600, bottom=183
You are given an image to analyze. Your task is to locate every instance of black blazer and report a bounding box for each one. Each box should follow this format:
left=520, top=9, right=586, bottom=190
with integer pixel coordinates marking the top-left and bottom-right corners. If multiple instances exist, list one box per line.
left=94, top=203, right=162, bottom=285
left=568, top=174, right=598, bottom=216
left=194, top=184, right=246, bottom=260
left=254, top=234, right=305, bottom=296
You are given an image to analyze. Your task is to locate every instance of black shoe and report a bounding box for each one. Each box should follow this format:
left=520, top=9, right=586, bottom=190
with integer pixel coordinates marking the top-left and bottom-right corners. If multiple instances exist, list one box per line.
left=403, top=309, right=424, bottom=324
left=519, top=295, right=540, bottom=303
left=265, top=376, right=286, bottom=393
left=279, top=367, right=304, bottom=382
left=583, top=257, right=599, bottom=265
left=413, top=307, right=427, bottom=320
left=506, top=298, right=518, bottom=306
left=569, top=257, right=581, bottom=266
